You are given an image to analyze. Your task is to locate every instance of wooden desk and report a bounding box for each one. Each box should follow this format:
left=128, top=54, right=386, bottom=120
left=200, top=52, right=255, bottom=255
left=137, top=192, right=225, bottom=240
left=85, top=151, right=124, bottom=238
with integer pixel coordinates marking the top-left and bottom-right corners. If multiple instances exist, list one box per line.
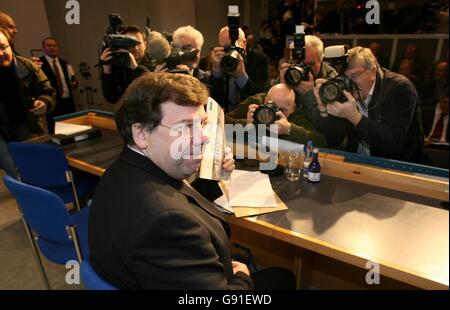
left=58, top=112, right=449, bottom=290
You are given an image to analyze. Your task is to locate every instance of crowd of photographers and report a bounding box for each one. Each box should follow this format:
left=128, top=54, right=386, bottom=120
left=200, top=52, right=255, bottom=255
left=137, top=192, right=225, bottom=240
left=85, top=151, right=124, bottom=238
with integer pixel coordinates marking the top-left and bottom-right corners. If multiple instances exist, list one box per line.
left=1, top=4, right=448, bottom=173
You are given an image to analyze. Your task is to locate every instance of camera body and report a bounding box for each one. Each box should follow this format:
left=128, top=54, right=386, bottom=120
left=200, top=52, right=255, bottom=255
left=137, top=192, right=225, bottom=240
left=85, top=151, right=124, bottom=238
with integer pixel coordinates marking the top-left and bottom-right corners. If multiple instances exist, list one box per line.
left=102, top=14, right=139, bottom=67
left=319, top=75, right=353, bottom=104
left=220, top=45, right=245, bottom=73
left=164, top=45, right=199, bottom=72
left=253, top=101, right=281, bottom=125
left=319, top=45, right=353, bottom=104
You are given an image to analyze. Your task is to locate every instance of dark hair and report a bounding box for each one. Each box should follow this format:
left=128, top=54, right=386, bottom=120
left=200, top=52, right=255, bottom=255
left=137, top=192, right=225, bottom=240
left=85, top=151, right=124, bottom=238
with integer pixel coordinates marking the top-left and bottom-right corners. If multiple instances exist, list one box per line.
left=41, top=36, right=56, bottom=47
left=120, top=25, right=147, bottom=42
left=115, top=72, right=209, bottom=145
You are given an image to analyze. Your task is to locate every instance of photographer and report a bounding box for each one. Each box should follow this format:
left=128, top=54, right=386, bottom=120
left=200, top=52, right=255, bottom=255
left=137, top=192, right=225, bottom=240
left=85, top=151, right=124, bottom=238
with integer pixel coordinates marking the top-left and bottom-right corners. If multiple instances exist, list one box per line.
left=100, top=25, right=152, bottom=104
left=300, top=46, right=426, bottom=164
left=225, top=83, right=328, bottom=147
left=209, top=26, right=270, bottom=112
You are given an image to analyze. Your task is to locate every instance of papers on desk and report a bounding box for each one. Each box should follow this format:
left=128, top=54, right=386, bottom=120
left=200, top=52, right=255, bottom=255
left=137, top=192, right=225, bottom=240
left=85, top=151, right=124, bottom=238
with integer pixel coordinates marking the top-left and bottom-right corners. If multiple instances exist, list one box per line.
left=213, top=170, right=288, bottom=217
left=55, top=122, right=92, bottom=135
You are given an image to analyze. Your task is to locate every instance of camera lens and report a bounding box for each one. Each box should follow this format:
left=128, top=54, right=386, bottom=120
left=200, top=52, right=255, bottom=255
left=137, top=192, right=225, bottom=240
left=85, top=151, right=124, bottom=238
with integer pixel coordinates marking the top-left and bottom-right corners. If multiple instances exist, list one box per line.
left=284, top=66, right=305, bottom=86
left=319, top=82, right=340, bottom=103
left=254, top=106, right=277, bottom=125
left=221, top=50, right=239, bottom=72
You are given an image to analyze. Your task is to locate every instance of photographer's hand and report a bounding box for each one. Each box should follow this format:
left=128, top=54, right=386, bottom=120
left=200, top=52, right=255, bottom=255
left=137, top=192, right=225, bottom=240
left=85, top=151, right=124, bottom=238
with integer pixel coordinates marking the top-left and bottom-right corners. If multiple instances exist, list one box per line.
left=273, top=111, right=291, bottom=135
left=246, top=104, right=260, bottom=124
left=29, top=100, right=47, bottom=116
left=279, top=62, right=291, bottom=84
left=126, top=51, right=138, bottom=70
left=327, top=90, right=362, bottom=125
left=313, top=78, right=329, bottom=117
left=230, top=54, right=246, bottom=78
left=211, top=47, right=225, bottom=76
left=100, top=48, right=112, bottom=74
left=297, top=72, right=315, bottom=96
left=154, top=63, right=168, bottom=73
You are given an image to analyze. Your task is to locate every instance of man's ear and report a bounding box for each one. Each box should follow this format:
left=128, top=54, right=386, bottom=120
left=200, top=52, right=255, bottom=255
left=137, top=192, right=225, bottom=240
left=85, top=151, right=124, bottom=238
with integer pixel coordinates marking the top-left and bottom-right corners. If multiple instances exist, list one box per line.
left=131, top=123, right=150, bottom=149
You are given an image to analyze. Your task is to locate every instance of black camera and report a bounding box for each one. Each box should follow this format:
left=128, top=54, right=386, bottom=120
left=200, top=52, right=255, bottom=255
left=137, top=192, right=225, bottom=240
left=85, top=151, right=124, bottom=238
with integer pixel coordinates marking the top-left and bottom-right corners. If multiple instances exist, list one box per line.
left=164, top=45, right=199, bottom=73
left=284, top=26, right=310, bottom=86
left=220, top=5, right=246, bottom=74
left=319, top=75, right=353, bottom=104
left=319, top=45, right=353, bottom=103
left=253, top=101, right=281, bottom=125
left=102, top=14, right=139, bottom=67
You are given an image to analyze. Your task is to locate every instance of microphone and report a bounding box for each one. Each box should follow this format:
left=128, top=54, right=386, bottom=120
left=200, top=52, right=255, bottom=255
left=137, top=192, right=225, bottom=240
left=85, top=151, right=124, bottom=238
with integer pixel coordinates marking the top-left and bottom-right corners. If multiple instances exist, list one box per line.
left=147, top=35, right=171, bottom=64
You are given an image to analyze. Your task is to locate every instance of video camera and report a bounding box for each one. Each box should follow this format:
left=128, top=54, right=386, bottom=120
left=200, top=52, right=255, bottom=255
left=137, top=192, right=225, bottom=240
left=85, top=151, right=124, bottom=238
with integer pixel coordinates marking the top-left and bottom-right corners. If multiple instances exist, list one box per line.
left=319, top=45, right=354, bottom=104
left=253, top=101, right=281, bottom=125
left=284, top=26, right=311, bottom=86
left=165, top=45, right=199, bottom=73
left=102, top=13, right=139, bottom=67
left=220, top=6, right=246, bottom=74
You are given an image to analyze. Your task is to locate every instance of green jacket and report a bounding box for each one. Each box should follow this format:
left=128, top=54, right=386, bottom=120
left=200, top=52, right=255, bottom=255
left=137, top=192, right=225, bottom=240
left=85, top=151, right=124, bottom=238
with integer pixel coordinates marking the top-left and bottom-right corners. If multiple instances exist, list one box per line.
left=13, top=55, right=56, bottom=135
left=225, top=92, right=328, bottom=147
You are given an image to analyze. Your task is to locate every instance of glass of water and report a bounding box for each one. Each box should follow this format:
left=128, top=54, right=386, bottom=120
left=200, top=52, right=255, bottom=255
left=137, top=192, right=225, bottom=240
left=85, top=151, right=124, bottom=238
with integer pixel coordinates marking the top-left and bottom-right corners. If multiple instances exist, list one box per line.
left=283, top=151, right=302, bottom=181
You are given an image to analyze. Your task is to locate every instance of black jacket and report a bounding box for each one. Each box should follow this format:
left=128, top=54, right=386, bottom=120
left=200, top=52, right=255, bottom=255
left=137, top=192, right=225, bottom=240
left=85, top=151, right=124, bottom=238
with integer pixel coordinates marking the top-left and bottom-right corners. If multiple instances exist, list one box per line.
left=301, top=69, right=426, bottom=163
left=88, top=147, right=254, bottom=289
left=209, top=49, right=270, bottom=112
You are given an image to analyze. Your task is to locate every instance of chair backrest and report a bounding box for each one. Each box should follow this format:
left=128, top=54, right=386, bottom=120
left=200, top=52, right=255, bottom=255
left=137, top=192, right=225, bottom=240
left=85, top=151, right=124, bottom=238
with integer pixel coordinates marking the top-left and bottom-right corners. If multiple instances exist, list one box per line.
left=7, top=142, right=70, bottom=187
left=3, top=175, right=74, bottom=244
left=81, top=260, right=119, bottom=290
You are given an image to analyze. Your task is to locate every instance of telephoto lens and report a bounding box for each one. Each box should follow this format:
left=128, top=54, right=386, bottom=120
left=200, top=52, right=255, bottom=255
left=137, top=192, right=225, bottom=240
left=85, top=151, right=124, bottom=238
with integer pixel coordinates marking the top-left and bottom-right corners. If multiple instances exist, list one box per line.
left=284, top=64, right=310, bottom=86
left=253, top=102, right=280, bottom=125
left=319, top=76, right=353, bottom=103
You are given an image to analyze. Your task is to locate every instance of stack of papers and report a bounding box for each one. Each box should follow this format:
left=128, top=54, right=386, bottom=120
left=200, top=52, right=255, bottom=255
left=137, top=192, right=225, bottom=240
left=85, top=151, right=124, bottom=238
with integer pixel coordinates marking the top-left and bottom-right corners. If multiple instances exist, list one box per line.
left=214, top=170, right=281, bottom=216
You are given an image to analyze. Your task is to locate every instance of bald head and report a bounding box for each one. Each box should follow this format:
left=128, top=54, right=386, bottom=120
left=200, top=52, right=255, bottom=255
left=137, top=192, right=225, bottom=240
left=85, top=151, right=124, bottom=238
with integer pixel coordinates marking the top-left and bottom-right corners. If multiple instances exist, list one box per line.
left=266, top=83, right=296, bottom=117
left=219, top=26, right=246, bottom=49
left=0, top=12, right=17, bottom=43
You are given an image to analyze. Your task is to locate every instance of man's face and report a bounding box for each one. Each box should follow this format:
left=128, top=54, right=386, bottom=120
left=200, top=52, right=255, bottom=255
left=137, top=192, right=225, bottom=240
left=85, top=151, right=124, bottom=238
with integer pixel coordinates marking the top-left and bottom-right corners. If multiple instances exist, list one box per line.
left=0, top=15, right=18, bottom=43
left=43, top=38, right=59, bottom=58
left=143, top=102, right=209, bottom=180
left=0, top=32, right=13, bottom=68
left=176, top=36, right=202, bottom=69
left=126, top=32, right=146, bottom=62
left=303, top=47, right=321, bottom=77
left=398, top=59, right=412, bottom=77
left=434, top=62, right=448, bottom=80
left=345, top=63, right=376, bottom=99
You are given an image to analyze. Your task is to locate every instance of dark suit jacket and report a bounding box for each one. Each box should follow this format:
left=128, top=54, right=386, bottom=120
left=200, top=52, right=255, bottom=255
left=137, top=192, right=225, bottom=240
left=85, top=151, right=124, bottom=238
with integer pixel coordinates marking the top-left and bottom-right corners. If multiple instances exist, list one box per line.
left=301, top=69, right=426, bottom=163
left=209, top=50, right=270, bottom=112
left=39, top=56, right=75, bottom=116
left=88, top=147, right=253, bottom=289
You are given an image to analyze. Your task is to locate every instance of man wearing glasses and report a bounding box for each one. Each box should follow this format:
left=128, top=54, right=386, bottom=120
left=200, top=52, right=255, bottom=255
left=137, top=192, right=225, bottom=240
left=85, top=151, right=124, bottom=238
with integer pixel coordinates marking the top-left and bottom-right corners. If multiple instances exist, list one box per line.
left=297, top=46, right=426, bottom=164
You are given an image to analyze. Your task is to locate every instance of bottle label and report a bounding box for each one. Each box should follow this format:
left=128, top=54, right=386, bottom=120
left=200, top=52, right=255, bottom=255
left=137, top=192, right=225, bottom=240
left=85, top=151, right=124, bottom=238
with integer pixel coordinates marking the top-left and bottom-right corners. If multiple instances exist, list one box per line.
left=308, top=172, right=320, bottom=182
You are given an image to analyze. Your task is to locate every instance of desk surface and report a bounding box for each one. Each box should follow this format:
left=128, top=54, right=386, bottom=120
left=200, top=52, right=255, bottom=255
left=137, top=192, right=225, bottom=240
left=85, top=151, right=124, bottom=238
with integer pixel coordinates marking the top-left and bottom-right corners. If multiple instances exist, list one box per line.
left=58, top=121, right=449, bottom=289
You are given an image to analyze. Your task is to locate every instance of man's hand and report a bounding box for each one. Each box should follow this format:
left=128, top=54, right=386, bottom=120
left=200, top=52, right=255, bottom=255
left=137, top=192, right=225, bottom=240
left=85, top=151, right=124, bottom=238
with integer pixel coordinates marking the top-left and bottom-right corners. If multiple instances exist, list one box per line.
left=313, top=78, right=329, bottom=116
left=211, top=46, right=225, bottom=73
left=100, top=48, right=112, bottom=74
left=222, top=147, right=235, bottom=173
left=296, top=72, right=315, bottom=96
left=154, top=63, right=168, bottom=73
left=29, top=100, right=47, bottom=116
left=230, top=54, right=246, bottom=78
left=279, top=62, right=291, bottom=84
left=246, top=104, right=260, bottom=124
left=126, top=51, right=138, bottom=70
left=232, top=260, right=250, bottom=276
left=272, top=111, right=291, bottom=135
left=326, top=90, right=362, bottom=126
left=31, top=57, right=43, bottom=67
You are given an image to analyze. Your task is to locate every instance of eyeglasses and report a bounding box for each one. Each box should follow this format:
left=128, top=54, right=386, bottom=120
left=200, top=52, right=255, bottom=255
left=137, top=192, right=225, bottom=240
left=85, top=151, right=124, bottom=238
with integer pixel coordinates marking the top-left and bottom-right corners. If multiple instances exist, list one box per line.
left=346, top=70, right=367, bottom=81
left=0, top=44, right=10, bottom=52
left=159, top=119, right=209, bottom=139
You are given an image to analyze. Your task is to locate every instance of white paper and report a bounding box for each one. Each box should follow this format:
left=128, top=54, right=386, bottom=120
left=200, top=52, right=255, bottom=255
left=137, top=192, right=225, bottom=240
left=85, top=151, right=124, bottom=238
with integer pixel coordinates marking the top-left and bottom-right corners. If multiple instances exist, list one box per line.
left=54, top=122, right=92, bottom=136
left=228, top=170, right=278, bottom=208
left=213, top=195, right=234, bottom=214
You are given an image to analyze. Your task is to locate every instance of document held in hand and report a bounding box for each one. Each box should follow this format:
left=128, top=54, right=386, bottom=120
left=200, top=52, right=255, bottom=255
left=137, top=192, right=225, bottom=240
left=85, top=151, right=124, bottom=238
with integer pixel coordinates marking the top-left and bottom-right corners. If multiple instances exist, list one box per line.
left=199, top=97, right=225, bottom=181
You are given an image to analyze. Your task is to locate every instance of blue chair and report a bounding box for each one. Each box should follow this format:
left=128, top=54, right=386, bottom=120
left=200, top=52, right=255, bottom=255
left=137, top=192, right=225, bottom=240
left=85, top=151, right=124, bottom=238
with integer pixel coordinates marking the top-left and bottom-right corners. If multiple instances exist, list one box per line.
left=7, top=142, right=98, bottom=211
left=81, top=260, right=118, bottom=290
left=3, top=175, right=89, bottom=289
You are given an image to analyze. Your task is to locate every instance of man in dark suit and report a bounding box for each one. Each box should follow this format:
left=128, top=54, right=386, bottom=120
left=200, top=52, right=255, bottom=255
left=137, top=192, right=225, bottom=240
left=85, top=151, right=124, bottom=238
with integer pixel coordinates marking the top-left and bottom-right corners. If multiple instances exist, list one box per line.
left=299, top=46, right=426, bottom=164
left=88, top=72, right=254, bottom=289
left=209, top=26, right=270, bottom=113
left=40, top=37, right=77, bottom=133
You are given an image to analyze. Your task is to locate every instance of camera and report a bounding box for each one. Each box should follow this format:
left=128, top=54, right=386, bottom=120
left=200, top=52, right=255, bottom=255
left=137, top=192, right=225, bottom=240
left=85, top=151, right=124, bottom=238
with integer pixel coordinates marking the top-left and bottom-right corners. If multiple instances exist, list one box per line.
left=164, top=45, right=199, bottom=73
left=319, top=45, right=353, bottom=103
left=102, top=14, right=139, bottom=67
left=284, top=26, right=310, bottom=86
left=319, top=75, right=353, bottom=103
left=220, top=6, right=246, bottom=74
left=253, top=101, right=280, bottom=125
